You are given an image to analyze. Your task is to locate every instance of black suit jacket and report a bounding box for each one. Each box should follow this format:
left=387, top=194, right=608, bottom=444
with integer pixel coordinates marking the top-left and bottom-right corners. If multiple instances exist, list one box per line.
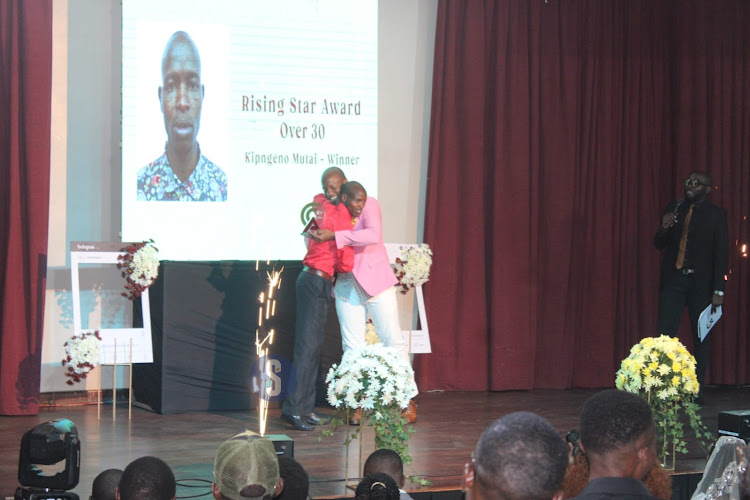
left=653, top=199, right=729, bottom=298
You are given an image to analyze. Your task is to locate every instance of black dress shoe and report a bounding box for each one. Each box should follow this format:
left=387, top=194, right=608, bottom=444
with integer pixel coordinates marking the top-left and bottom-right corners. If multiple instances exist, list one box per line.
left=303, top=412, right=332, bottom=426
left=281, top=414, right=314, bottom=431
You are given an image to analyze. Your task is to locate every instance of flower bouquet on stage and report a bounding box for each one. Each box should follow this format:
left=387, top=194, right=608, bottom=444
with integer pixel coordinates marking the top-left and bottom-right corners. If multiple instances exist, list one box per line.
left=61, top=330, right=102, bottom=385
left=393, top=244, right=432, bottom=294
left=117, top=239, right=159, bottom=300
left=324, top=343, right=418, bottom=482
left=616, top=335, right=712, bottom=468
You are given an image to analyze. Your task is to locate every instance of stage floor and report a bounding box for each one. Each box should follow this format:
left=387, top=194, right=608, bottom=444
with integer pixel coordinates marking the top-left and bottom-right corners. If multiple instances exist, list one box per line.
left=2, top=386, right=749, bottom=500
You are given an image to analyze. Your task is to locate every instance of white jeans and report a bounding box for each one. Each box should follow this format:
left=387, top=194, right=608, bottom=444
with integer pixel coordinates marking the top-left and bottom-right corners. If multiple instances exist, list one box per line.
left=336, top=286, right=418, bottom=396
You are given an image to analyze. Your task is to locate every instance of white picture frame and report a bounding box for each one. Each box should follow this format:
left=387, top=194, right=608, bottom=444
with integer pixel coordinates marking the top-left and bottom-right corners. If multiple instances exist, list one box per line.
left=384, top=243, right=432, bottom=354
left=70, top=242, right=154, bottom=364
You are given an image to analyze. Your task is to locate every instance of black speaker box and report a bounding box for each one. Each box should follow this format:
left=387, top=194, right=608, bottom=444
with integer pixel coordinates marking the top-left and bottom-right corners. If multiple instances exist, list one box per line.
left=718, top=410, right=750, bottom=441
left=267, top=434, right=294, bottom=458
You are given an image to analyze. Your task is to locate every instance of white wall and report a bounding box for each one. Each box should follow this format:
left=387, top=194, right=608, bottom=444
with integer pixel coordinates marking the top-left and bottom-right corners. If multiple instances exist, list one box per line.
left=41, top=0, right=437, bottom=392
left=378, top=0, right=437, bottom=243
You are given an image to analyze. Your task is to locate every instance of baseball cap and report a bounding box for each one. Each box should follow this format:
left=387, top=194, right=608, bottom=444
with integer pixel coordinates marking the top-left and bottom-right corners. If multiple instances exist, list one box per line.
left=214, top=430, right=280, bottom=500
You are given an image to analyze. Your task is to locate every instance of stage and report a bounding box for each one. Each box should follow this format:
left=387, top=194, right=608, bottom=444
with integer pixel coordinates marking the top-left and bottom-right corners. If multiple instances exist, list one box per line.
left=3, top=387, right=749, bottom=500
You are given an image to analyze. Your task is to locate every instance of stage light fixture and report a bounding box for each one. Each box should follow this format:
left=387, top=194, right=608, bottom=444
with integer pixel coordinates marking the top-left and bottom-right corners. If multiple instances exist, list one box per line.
left=15, top=419, right=81, bottom=500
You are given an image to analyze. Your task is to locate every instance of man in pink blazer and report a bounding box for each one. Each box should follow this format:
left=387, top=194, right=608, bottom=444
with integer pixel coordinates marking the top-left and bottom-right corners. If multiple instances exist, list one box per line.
left=334, top=183, right=399, bottom=301
left=313, top=181, right=418, bottom=422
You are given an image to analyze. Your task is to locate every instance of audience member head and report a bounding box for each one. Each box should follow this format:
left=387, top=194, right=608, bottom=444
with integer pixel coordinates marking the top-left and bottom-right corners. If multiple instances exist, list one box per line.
left=579, top=389, right=657, bottom=481
left=91, top=469, right=123, bottom=500
left=212, top=431, right=283, bottom=500
left=463, top=411, right=568, bottom=500
left=116, top=457, right=175, bottom=500
left=276, top=457, right=309, bottom=500
left=355, top=472, right=400, bottom=500
left=560, top=434, right=671, bottom=500
left=363, top=449, right=405, bottom=490
left=642, top=464, right=674, bottom=500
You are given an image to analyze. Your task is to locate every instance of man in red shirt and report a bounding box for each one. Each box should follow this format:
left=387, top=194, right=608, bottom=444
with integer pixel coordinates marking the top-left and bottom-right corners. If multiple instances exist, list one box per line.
left=281, top=167, right=352, bottom=431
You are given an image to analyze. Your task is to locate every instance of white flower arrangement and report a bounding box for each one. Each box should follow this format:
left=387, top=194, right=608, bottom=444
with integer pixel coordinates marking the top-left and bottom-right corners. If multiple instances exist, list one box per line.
left=615, top=335, right=711, bottom=468
left=324, top=343, right=423, bottom=481
left=130, top=244, right=159, bottom=286
left=394, top=244, right=433, bottom=294
left=326, top=343, right=416, bottom=415
left=117, top=239, right=159, bottom=300
left=61, top=330, right=101, bottom=385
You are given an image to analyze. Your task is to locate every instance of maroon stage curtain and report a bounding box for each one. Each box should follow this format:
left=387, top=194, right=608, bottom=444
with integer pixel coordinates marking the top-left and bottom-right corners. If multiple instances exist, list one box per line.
left=0, top=1, right=53, bottom=415
left=416, top=0, right=750, bottom=391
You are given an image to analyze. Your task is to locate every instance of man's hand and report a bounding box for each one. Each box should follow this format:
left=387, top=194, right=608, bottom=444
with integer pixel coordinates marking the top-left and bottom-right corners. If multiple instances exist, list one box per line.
left=711, top=293, right=724, bottom=313
left=661, top=212, right=677, bottom=230
left=310, top=229, right=335, bottom=242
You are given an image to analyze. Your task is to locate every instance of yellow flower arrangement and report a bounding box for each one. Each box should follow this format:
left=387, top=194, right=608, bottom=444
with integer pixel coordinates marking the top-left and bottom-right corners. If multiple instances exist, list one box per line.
left=616, top=335, right=711, bottom=468
left=616, top=335, right=699, bottom=399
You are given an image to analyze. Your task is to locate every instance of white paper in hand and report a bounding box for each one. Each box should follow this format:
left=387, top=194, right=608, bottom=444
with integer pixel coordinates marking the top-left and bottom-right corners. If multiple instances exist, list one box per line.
left=697, top=304, right=722, bottom=342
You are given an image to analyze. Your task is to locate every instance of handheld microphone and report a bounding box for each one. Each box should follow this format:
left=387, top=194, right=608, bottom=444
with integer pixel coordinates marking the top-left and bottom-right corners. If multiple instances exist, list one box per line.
left=672, top=198, right=684, bottom=214
left=671, top=198, right=684, bottom=224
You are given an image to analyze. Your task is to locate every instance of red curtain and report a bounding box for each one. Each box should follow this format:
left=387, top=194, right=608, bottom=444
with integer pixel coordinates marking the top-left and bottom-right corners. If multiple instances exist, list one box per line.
left=416, top=0, right=750, bottom=391
left=0, top=1, right=53, bottom=415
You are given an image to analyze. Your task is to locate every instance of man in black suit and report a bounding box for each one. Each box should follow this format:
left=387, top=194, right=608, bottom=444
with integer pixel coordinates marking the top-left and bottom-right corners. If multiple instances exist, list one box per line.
left=654, top=171, right=728, bottom=398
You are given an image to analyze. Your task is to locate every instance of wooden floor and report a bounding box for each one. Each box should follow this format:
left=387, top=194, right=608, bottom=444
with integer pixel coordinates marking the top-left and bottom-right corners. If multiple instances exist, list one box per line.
left=2, top=386, right=749, bottom=500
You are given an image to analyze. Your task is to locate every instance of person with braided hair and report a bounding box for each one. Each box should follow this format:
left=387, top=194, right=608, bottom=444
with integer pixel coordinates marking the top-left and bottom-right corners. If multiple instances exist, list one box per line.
left=363, top=449, right=414, bottom=500
left=355, top=472, right=401, bottom=500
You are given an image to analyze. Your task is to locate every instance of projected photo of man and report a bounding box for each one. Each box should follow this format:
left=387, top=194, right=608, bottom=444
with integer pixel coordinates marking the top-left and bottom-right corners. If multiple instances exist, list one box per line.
left=136, top=31, right=227, bottom=202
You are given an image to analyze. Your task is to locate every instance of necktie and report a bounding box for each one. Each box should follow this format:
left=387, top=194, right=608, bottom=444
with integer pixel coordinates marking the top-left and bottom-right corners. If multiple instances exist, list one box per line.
left=675, top=204, right=694, bottom=269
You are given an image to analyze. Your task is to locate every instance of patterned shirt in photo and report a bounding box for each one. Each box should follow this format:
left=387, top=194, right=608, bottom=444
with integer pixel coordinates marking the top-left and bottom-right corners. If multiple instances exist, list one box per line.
left=137, top=150, right=227, bottom=201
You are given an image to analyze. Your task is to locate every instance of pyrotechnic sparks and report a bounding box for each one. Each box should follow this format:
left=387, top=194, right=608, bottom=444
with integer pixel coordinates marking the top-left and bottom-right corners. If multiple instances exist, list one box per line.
left=255, top=265, right=284, bottom=436
left=266, top=267, right=284, bottom=299
left=256, top=329, right=275, bottom=356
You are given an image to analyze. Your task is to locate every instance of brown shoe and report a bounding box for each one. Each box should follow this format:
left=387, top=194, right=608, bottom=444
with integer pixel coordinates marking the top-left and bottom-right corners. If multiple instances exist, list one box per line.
left=401, top=400, right=417, bottom=424
left=349, top=408, right=362, bottom=426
